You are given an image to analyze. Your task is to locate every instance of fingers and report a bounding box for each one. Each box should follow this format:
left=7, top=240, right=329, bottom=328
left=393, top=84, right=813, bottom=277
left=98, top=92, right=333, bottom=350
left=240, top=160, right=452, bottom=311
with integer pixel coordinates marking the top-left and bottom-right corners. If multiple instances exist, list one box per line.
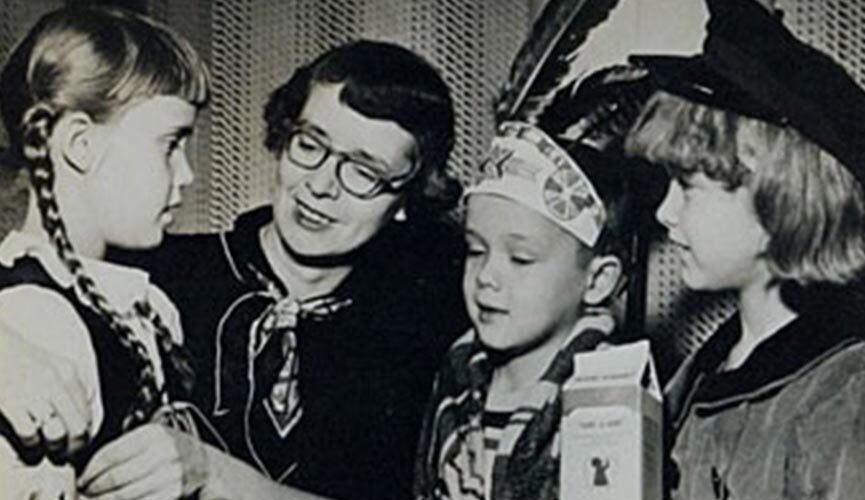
left=54, top=358, right=93, bottom=441
left=86, top=465, right=182, bottom=500
left=14, top=463, right=76, bottom=500
left=81, top=446, right=163, bottom=496
left=3, top=390, right=88, bottom=459
left=2, top=396, right=49, bottom=447
left=42, top=376, right=90, bottom=454
left=0, top=332, right=92, bottom=457
left=79, top=425, right=179, bottom=496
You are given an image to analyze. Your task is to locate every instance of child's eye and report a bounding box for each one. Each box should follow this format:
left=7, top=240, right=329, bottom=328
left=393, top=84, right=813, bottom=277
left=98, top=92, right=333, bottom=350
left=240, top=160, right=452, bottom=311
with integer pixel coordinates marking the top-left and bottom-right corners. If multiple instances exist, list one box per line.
left=466, top=245, right=486, bottom=258
left=510, top=255, right=535, bottom=266
left=675, top=177, right=693, bottom=190
left=166, top=136, right=186, bottom=156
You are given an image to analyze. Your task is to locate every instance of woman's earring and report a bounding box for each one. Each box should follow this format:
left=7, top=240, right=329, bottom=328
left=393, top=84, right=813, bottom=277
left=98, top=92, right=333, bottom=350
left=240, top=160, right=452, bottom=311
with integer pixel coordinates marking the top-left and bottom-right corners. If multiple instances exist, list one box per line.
left=394, top=207, right=407, bottom=222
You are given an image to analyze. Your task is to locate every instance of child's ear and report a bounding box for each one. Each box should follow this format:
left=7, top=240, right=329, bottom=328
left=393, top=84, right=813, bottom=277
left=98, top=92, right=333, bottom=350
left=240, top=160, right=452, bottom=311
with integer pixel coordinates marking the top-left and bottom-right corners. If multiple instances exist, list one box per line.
left=582, top=255, right=623, bottom=306
left=53, top=111, right=97, bottom=174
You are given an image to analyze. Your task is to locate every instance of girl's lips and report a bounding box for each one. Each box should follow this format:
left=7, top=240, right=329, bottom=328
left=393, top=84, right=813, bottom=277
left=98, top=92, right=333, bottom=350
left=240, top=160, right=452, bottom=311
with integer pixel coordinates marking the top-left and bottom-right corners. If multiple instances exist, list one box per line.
left=667, top=236, right=690, bottom=251
left=160, top=211, right=174, bottom=226
left=160, top=203, right=181, bottom=225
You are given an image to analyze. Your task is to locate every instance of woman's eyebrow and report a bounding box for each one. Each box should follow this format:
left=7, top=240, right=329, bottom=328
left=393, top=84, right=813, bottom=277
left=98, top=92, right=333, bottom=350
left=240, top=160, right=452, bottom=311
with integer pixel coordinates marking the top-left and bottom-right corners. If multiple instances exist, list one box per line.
left=295, top=119, right=328, bottom=138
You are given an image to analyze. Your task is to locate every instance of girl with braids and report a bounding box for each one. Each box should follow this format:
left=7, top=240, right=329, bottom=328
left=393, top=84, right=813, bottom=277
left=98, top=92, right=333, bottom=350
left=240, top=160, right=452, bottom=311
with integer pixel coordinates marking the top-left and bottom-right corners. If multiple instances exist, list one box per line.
left=0, top=5, right=211, bottom=499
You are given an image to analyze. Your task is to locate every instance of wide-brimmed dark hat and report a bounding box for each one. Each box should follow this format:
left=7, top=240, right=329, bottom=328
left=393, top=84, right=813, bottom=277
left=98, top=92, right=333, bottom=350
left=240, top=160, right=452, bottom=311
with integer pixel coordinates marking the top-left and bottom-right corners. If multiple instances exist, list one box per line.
left=635, top=0, right=865, bottom=188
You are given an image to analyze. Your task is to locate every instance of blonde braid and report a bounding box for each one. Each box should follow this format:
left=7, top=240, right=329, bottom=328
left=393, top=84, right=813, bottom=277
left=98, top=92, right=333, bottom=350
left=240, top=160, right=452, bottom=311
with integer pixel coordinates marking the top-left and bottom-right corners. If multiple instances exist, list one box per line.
left=134, top=300, right=195, bottom=399
left=21, top=104, right=164, bottom=428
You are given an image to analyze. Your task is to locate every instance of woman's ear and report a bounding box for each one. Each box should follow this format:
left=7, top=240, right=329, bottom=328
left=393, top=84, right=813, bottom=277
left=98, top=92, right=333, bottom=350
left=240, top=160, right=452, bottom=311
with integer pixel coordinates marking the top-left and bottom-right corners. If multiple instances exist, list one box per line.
left=582, top=255, right=623, bottom=306
left=52, top=111, right=97, bottom=174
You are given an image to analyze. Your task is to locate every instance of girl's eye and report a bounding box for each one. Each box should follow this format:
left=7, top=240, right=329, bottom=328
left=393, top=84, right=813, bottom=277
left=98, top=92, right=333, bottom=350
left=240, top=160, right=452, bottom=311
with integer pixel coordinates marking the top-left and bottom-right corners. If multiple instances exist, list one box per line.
left=675, top=177, right=693, bottom=191
left=166, top=137, right=186, bottom=156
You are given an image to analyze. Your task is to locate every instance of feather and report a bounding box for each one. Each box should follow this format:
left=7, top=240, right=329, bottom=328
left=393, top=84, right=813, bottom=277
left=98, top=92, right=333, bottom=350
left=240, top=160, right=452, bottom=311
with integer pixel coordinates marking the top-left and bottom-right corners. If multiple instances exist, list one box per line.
left=496, top=0, right=709, bottom=130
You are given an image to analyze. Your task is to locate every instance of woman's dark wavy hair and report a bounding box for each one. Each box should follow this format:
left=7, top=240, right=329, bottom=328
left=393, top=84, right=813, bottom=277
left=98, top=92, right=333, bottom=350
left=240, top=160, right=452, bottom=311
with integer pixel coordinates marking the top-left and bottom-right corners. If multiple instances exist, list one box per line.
left=263, top=40, right=460, bottom=220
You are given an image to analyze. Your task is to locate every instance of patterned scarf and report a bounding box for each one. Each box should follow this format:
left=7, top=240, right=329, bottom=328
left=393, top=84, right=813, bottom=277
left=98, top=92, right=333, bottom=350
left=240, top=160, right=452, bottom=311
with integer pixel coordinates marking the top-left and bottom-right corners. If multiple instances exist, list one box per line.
left=415, top=309, right=616, bottom=500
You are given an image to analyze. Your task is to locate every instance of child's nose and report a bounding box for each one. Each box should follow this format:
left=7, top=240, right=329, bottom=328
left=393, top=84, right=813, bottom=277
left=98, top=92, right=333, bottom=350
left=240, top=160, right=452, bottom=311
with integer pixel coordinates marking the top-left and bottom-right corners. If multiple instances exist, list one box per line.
left=655, top=181, right=682, bottom=230
left=476, top=256, right=501, bottom=290
left=173, top=152, right=195, bottom=189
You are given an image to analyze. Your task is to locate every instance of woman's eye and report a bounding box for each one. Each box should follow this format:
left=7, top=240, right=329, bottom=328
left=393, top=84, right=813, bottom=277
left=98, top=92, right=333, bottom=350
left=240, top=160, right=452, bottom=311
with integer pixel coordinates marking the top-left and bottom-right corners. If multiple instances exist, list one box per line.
left=351, top=163, right=382, bottom=182
left=296, top=137, right=319, bottom=152
left=510, top=255, right=535, bottom=265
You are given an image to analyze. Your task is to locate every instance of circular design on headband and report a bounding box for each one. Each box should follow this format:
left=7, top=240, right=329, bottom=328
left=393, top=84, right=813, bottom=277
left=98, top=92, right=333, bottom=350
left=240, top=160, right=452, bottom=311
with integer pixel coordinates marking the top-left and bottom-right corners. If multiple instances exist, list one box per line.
left=543, top=167, right=594, bottom=221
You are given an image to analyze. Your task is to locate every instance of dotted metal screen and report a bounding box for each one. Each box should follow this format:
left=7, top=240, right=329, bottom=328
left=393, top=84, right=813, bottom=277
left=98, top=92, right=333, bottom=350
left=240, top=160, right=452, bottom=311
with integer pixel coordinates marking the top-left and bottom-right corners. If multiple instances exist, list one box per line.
left=163, top=0, right=534, bottom=232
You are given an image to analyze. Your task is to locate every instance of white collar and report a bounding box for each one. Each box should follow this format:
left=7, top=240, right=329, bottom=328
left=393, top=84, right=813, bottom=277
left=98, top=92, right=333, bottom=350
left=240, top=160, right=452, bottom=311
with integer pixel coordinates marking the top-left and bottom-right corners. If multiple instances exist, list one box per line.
left=0, top=230, right=156, bottom=320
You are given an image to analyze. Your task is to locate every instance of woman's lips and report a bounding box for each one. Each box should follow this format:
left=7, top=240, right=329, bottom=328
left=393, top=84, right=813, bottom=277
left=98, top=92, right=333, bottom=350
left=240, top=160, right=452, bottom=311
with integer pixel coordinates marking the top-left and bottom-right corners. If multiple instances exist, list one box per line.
left=294, top=198, right=337, bottom=228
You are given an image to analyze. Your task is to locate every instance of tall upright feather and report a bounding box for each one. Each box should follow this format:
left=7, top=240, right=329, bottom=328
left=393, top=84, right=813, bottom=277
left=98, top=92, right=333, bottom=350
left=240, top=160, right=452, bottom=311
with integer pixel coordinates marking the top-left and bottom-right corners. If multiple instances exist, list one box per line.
left=496, top=0, right=708, bottom=128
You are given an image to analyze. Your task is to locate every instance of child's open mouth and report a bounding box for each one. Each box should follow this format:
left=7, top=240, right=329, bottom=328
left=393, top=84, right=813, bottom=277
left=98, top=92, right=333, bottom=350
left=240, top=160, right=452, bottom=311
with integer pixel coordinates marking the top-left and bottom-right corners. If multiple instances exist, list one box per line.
left=476, top=301, right=507, bottom=322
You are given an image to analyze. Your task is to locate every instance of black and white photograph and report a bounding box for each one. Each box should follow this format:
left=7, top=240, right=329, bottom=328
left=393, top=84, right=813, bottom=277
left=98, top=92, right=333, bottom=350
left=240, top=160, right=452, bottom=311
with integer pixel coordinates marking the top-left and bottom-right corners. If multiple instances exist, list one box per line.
left=1, top=0, right=864, bottom=499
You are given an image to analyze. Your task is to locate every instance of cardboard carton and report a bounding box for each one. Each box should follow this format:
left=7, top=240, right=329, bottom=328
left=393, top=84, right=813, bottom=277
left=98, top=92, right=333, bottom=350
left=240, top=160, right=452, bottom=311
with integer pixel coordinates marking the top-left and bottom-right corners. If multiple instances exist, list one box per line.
left=561, top=340, right=662, bottom=500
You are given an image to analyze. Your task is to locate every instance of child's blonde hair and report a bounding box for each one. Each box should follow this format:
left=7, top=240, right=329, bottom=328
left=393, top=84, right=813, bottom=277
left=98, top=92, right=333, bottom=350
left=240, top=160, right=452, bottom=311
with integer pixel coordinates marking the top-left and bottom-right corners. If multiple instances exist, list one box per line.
left=626, top=91, right=865, bottom=285
left=0, top=6, right=210, bottom=427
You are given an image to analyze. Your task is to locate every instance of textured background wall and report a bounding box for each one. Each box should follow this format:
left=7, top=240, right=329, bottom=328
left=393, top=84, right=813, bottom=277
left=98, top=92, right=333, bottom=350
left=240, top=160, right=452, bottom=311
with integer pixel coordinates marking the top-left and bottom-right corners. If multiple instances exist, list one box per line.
left=145, top=0, right=538, bottom=232
left=3, top=0, right=865, bottom=380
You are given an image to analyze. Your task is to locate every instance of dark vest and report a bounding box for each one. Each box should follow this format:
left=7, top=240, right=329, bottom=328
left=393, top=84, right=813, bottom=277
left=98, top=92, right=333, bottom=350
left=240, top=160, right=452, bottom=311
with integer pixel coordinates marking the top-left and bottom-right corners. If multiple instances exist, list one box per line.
left=0, top=256, right=141, bottom=469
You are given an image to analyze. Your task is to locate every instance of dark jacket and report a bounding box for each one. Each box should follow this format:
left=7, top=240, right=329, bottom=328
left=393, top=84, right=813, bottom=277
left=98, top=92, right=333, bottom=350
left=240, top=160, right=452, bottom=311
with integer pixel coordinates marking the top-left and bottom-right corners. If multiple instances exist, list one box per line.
left=664, top=295, right=865, bottom=500
left=114, top=206, right=469, bottom=500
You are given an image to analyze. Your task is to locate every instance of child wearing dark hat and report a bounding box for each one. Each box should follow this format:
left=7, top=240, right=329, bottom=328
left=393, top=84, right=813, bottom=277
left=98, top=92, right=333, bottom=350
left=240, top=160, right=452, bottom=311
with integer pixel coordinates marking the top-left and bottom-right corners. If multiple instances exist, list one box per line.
left=626, top=0, right=865, bottom=498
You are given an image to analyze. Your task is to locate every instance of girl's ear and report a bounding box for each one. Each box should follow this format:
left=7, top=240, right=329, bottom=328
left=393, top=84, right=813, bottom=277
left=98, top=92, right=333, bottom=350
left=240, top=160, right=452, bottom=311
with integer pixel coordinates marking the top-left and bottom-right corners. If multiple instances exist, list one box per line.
left=582, top=255, right=623, bottom=306
left=54, top=111, right=97, bottom=174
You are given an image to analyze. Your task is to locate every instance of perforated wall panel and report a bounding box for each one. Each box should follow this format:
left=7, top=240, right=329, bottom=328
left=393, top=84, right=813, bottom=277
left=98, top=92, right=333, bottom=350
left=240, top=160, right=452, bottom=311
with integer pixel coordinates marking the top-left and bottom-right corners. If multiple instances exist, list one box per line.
left=171, top=0, right=532, bottom=232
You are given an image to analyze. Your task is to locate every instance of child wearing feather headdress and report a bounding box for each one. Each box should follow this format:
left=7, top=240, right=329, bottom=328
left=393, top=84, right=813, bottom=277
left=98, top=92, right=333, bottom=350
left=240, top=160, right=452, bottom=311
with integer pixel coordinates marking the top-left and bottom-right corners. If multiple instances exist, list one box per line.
left=413, top=1, right=703, bottom=498
left=412, top=114, right=640, bottom=500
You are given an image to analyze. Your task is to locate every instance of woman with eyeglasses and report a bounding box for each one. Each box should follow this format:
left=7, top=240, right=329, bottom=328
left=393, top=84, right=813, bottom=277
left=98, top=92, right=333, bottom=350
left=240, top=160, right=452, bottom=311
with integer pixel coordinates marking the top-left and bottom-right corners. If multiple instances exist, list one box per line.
left=2, top=40, right=469, bottom=500
left=139, top=40, right=468, bottom=500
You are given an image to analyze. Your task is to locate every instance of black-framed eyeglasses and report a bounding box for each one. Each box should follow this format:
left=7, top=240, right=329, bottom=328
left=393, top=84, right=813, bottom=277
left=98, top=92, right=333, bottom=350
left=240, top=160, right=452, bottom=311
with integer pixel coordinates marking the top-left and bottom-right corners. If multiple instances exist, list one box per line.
left=282, top=126, right=416, bottom=199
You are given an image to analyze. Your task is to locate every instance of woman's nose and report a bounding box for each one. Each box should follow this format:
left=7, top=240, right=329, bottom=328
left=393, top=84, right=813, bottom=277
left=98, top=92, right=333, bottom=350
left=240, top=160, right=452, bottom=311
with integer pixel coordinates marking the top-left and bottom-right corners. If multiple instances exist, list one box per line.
left=306, top=156, right=341, bottom=199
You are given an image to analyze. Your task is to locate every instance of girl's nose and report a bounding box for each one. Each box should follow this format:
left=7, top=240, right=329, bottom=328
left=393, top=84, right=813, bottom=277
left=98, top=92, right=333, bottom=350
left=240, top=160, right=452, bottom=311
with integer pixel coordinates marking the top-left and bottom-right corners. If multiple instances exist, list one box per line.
left=173, top=151, right=195, bottom=189
left=655, top=181, right=682, bottom=231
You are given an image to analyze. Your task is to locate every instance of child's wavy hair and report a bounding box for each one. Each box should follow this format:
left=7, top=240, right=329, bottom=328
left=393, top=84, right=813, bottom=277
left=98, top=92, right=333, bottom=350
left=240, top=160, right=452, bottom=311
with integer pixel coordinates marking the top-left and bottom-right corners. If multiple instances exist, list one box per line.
left=625, top=91, right=865, bottom=286
left=0, top=6, right=210, bottom=428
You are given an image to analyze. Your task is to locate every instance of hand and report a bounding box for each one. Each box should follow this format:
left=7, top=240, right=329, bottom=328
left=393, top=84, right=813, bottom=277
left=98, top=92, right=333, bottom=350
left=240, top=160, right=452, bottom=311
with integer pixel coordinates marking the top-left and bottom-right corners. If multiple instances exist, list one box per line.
left=0, top=320, right=91, bottom=458
left=0, top=440, right=78, bottom=500
left=78, top=423, right=208, bottom=500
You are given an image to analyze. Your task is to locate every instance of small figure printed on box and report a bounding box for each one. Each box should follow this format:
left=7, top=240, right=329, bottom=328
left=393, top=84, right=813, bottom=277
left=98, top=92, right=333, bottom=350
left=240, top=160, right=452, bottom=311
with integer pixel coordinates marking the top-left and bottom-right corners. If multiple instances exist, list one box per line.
left=590, top=457, right=611, bottom=487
